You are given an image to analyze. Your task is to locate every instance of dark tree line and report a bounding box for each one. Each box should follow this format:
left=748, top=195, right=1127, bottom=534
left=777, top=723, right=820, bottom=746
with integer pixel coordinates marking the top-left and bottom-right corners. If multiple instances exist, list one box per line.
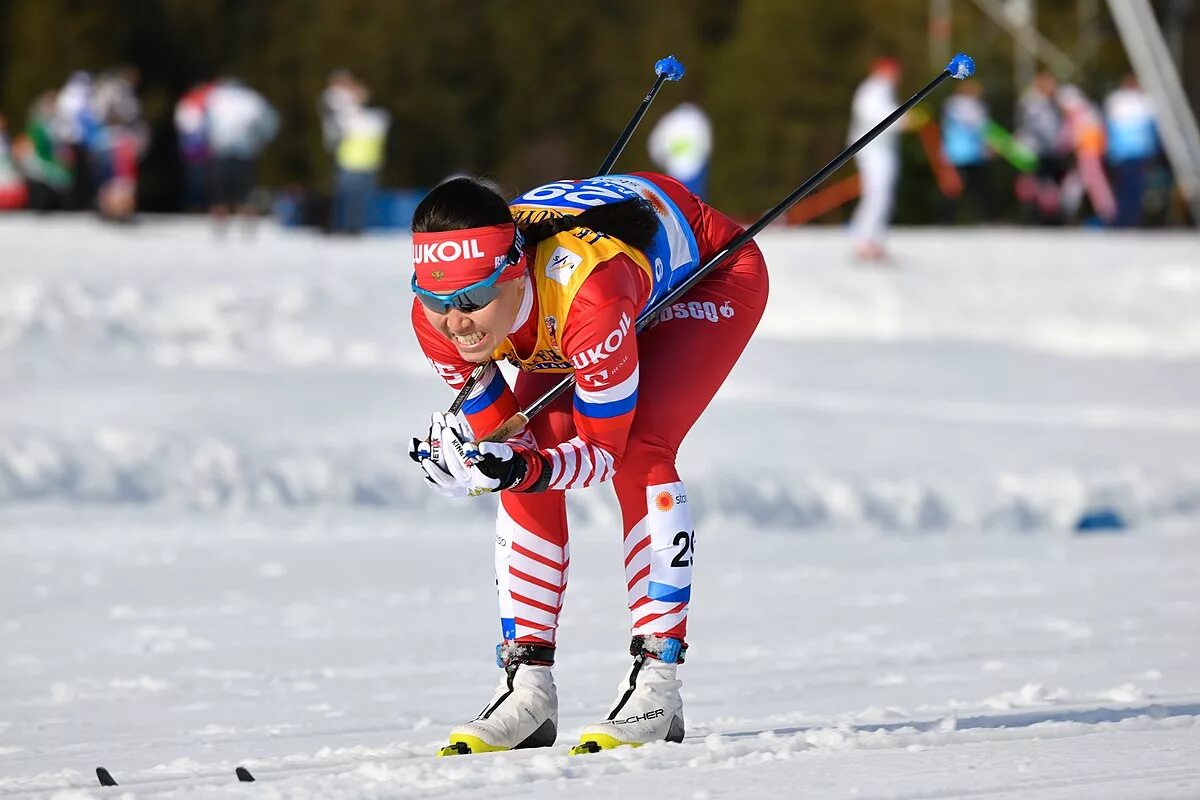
left=1, top=0, right=1195, bottom=218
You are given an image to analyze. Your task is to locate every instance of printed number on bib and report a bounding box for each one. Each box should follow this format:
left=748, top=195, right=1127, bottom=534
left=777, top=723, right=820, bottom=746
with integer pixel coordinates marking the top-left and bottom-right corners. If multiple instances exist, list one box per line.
left=670, top=530, right=695, bottom=568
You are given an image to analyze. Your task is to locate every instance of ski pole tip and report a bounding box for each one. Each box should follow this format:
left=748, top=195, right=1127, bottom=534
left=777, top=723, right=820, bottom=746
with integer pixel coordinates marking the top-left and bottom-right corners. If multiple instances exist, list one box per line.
left=655, top=55, right=685, bottom=81
left=946, top=53, right=975, bottom=80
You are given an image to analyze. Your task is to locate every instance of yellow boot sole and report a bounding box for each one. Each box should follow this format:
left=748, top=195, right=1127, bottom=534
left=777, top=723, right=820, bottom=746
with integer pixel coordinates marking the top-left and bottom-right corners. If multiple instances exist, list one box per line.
left=438, top=734, right=510, bottom=757
left=570, top=734, right=642, bottom=755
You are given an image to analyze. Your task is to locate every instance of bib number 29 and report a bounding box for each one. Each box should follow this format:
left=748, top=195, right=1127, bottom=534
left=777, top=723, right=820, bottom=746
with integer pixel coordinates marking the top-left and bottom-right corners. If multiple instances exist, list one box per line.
left=670, top=530, right=695, bottom=568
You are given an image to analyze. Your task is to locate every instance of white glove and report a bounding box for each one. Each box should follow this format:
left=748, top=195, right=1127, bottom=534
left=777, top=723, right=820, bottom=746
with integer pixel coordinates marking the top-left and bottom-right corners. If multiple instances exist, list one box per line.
left=409, top=412, right=471, bottom=497
left=443, top=427, right=525, bottom=497
left=411, top=412, right=543, bottom=497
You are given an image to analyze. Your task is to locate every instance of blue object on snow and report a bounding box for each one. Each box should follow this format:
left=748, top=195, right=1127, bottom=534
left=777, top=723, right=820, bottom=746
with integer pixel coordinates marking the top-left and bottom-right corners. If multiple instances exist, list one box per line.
left=655, top=55, right=685, bottom=81
left=1075, top=507, right=1128, bottom=534
left=947, top=53, right=975, bottom=80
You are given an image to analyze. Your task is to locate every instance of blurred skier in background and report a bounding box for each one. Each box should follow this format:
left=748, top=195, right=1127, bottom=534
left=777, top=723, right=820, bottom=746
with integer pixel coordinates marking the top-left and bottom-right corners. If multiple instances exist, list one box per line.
left=318, top=69, right=360, bottom=155
left=1104, top=74, right=1160, bottom=228
left=54, top=71, right=97, bottom=211
left=14, top=92, right=72, bottom=212
left=647, top=102, right=712, bottom=199
left=0, top=114, right=29, bottom=210
left=175, top=81, right=215, bottom=211
left=1057, top=84, right=1115, bottom=225
left=319, top=70, right=390, bottom=234
left=91, top=66, right=149, bottom=221
left=940, top=79, right=994, bottom=223
left=1016, top=70, right=1070, bottom=225
left=847, top=57, right=903, bottom=262
left=205, top=77, right=278, bottom=234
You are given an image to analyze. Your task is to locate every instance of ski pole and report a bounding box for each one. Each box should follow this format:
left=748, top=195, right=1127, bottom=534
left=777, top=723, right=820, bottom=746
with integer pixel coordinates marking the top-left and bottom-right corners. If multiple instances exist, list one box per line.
left=445, top=55, right=686, bottom=415
left=596, top=55, right=686, bottom=176
left=480, top=52, right=976, bottom=442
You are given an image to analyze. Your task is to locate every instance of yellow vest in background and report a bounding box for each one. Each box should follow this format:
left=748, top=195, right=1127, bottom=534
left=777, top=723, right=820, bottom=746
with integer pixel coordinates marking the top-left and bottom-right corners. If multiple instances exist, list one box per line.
left=336, top=107, right=389, bottom=172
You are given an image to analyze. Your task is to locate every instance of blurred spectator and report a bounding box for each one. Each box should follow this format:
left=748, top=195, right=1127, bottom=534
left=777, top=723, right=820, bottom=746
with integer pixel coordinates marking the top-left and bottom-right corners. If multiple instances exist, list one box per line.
left=175, top=81, right=215, bottom=211
left=847, top=56, right=902, bottom=262
left=0, top=114, right=30, bottom=209
left=319, top=71, right=390, bottom=234
left=648, top=101, right=713, bottom=199
left=91, top=66, right=150, bottom=221
left=54, top=70, right=98, bottom=210
left=318, top=69, right=360, bottom=153
left=1104, top=74, right=1160, bottom=228
left=14, top=92, right=71, bottom=212
left=1057, top=84, right=1116, bottom=225
left=205, top=77, right=279, bottom=230
left=1015, top=70, right=1070, bottom=224
left=940, top=80, right=993, bottom=222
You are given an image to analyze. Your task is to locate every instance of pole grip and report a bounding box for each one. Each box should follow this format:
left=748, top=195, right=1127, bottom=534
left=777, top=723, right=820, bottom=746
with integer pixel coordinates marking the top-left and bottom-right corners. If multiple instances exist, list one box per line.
left=483, top=412, right=530, bottom=444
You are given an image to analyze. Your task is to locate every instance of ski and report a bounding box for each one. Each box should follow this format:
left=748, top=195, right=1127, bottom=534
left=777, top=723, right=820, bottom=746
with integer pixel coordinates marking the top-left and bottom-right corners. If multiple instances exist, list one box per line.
left=436, top=739, right=640, bottom=757
left=94, top=765, right=257, bottom=787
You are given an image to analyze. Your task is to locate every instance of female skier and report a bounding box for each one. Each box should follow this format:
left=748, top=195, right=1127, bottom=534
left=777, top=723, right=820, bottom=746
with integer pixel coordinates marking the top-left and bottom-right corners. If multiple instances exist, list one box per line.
left=408, top=171, right=768, bottom=755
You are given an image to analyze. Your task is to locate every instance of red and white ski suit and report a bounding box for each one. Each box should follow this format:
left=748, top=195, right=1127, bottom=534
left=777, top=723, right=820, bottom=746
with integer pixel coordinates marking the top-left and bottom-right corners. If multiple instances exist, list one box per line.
left=413, top=173, right=768, bottom=646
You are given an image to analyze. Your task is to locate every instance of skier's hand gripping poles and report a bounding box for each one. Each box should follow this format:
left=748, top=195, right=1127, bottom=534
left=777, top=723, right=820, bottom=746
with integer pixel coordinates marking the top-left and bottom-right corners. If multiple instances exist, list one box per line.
left=479, top=53, right=977, bottom=442
left=444, top=55, right=686, bottom=416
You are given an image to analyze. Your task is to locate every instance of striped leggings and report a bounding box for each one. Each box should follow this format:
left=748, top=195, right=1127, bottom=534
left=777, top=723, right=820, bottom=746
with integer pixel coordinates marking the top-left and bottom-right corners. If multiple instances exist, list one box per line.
left=494, top=247, right=768, bottom=647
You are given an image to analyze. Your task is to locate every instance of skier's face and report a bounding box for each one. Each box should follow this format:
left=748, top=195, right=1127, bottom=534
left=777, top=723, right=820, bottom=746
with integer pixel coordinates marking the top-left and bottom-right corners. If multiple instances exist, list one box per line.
left=423, top=277, right=525, bottom=363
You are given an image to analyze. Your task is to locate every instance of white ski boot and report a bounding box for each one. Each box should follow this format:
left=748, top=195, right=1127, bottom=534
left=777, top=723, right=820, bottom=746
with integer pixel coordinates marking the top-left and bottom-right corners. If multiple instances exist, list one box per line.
left=572, top=636, right=686, bottom=753
left=439, top=643, right=558, bottom=756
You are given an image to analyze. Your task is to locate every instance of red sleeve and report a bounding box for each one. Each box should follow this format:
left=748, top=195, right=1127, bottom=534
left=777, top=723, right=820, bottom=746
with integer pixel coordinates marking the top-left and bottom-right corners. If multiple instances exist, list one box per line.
left=410, top=299, right=520, bottom=440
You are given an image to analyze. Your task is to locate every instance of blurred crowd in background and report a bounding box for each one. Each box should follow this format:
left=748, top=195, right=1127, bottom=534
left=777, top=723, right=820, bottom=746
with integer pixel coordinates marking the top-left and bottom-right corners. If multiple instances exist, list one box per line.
left=0, top=67, right=394, bottom=234
left=0, top=1, right=1194, bottom=238
left=0, top=62, right=1176, bottom=235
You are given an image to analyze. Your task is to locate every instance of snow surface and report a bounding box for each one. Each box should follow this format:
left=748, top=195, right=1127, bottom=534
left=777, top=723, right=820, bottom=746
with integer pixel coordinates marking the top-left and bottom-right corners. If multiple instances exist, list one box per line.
left=1, top=215, right=1198, bottom=798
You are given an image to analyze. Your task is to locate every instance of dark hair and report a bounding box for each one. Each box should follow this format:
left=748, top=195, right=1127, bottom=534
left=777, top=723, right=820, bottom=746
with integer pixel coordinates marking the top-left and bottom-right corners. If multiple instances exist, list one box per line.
left=412, top=177, right=512, bottom=232
left=412, top=176, right=659, bottom=254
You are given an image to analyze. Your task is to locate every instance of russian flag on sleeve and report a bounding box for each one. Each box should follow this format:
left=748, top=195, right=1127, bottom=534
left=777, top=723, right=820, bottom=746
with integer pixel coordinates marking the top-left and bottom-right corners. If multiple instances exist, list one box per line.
left=573, top=366, right=639, bottom=435
left=461, top=363, right=519, bottom=440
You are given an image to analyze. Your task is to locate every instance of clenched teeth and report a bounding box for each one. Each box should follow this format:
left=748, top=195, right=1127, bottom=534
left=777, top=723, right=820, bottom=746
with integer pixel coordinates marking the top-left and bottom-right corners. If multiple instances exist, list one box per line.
left=454, top=332, right=486, bottom=346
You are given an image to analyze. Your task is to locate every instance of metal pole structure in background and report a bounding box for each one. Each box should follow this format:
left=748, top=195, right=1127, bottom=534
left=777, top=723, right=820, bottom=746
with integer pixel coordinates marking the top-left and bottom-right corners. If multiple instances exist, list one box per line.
left=972, top=0, right=1079, bottom=82
left=1016, top=0, right=1037, bottom=90
left=1106, top=0, right=1200, bottom=226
